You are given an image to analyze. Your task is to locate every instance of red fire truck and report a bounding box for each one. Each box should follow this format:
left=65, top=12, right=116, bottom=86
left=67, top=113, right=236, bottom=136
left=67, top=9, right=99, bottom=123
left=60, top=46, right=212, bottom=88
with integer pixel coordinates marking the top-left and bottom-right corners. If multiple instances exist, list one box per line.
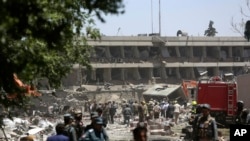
left=196, top=75, right=237, bottom=126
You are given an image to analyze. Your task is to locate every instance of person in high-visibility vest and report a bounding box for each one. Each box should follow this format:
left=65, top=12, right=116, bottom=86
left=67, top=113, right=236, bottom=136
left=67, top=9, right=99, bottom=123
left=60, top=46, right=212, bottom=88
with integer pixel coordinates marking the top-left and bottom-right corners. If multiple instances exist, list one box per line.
left=191, top=100, right=197, bottom=114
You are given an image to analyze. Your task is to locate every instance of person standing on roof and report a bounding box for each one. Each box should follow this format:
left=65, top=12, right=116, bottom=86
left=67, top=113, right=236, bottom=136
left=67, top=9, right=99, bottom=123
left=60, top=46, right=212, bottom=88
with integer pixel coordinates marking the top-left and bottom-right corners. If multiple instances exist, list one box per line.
left=193, top=104, right=218, bottom=141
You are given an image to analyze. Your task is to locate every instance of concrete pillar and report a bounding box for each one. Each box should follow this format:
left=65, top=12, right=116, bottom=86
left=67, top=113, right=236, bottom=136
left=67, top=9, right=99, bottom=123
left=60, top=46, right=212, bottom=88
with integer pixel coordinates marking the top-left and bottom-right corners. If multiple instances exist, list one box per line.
left=148, top=68, right=153, bottom=79
left=175, top=67, right=181, bottom=79
left=230, top=67, right=233, bottom=73
left=121, top=68, right=125, bottom=80
left=239, top=46, right=244, bottom=57
left=186, top=68, right=192, bottom=78
left=175, top=46, right=181, bottom=57
left=120, top=46, right=125, bottom=58
left=161, top=67, right=167, bottom=79
left=189, top=46, right=194, bottom=58
left=202, top=46, right=207, bottom=58
left=103, top=68, right=111, bottom=81
left=213, top=67, right=219, bottom=76
left=133, top=46, right=140, bottom=58
left=216, top=46, right=221, bottom=59
left=191, top=68, right=195, bottom=79
left=228, top=46, right=233, bottom=58
left=105, top=46, right=111, bottom=58
left=91, top=69, right=96, bottom=80
left=133, top=68, right=141, bottom=80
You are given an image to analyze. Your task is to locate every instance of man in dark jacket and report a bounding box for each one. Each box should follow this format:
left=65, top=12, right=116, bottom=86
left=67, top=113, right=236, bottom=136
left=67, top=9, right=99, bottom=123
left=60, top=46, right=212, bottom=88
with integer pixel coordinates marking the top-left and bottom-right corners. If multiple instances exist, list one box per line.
left=109, top=101, right=117, bottom=124
left=123, top=104, right=132, bottom=127
left=47, top=123, right=69, bottom=141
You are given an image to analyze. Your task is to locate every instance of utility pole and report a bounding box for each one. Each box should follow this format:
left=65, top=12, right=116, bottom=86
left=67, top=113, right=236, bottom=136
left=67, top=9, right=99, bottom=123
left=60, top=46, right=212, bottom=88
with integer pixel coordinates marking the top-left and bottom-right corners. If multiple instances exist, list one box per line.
left=151, top=0, right=153, bottom=34
left=159, top=0, right=161, bottom=36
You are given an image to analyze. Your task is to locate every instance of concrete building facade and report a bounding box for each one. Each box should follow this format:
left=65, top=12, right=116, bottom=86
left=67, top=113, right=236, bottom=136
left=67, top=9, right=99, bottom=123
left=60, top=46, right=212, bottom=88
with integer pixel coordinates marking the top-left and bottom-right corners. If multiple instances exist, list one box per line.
left=63, top=36, right=250, bottom=86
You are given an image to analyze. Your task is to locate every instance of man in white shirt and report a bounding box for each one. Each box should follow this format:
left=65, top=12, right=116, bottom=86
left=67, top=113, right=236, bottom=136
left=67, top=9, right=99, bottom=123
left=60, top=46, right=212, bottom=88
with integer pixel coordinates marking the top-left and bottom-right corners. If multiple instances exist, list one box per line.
left=173, top=101, right=181, bottom=125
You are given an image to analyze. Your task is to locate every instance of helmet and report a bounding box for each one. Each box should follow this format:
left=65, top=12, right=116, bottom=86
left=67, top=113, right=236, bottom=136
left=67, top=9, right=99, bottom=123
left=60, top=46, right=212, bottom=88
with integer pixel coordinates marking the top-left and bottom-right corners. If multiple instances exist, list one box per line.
left=64, top=113, right=74, bottom=120
left=202, top=103, right=211, bottom=110
left=192, top=100, right=197, bottom=105
left=237, top=100, right=244, bottom=104
left=237, top=100, right=244, bottom=108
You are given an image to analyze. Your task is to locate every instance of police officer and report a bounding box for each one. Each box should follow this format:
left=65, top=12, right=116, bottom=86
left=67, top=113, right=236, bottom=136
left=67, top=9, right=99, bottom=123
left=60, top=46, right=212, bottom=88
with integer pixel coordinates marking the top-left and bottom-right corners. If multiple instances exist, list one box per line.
left=63, top=114, right=78, bottom=141
left=188, top=104, right=203, bottom=141
left=72, top=109, right=85, bottom=140
left=84, top=112, right=99, bottom=133
left=193, top=104, right=218, bottom=141
left=79, top=117, right=109, bottom=141
left=123, top=104, right=132, bottom=127
left=235, top=100, right=245, bottom=124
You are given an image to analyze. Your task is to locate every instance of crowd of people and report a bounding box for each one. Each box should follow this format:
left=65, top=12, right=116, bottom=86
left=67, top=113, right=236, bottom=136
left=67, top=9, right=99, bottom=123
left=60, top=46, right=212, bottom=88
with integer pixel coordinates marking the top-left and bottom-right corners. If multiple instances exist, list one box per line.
left=42, top=97, right=186, bottom=141
left=18, top=97, right=244, bottom=141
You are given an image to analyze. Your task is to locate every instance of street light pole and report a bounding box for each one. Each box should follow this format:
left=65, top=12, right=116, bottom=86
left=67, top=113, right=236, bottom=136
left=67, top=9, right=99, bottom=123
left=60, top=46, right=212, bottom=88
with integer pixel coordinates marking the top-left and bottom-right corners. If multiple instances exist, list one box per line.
left=159, top=0, right=161, bottom=36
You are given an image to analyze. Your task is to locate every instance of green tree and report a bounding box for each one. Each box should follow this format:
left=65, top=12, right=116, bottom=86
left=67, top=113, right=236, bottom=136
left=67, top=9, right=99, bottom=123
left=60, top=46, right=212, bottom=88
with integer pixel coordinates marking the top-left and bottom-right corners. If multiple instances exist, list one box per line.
left=0, top=0, right=125, bottom=108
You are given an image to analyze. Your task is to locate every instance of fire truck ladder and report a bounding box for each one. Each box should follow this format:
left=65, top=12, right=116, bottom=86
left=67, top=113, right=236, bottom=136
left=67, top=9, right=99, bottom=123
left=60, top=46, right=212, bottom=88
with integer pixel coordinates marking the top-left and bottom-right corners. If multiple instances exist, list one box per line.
left=227, top=83, right=235, bottom=116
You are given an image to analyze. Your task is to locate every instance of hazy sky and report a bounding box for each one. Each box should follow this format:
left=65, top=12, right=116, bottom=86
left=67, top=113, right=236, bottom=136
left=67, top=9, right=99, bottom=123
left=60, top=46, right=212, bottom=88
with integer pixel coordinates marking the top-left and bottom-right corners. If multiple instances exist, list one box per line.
left=94, top=0, right=248, bottom=37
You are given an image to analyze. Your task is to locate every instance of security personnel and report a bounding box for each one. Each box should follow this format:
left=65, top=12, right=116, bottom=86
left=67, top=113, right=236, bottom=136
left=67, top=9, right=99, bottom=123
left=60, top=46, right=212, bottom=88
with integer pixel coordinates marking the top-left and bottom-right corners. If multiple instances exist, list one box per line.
left=72, top=109, right=85, bottom=140
left=235, top=100, right=245, bottom=124
left=63, top=114, right=77, bottom=141
left=84, top=112, right=99, bottom=133
left=193, top=104, right=218, bottom=141
left=191, top=100, right=198, bottom=114
left=123, top=104, right=132, bottom=127
left=79, top=117, right=109, bottom=141
left=188, top=104, right=203, bottom=140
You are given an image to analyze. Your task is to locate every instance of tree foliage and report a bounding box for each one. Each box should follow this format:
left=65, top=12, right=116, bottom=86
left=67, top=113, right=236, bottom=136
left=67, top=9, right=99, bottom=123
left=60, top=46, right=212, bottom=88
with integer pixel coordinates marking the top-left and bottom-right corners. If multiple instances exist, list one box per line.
left=0, top=0, right=125, bottom=108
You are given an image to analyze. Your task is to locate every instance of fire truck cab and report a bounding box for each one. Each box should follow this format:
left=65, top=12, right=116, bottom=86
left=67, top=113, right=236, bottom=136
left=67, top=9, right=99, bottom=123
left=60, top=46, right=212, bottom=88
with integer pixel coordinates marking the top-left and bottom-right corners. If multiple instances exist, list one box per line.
left=196, top=75, right=237, bottom=126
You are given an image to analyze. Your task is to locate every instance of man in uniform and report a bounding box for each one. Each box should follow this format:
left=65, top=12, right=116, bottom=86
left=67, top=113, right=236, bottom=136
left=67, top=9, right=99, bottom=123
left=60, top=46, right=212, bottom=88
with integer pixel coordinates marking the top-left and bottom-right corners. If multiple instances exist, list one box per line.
left=123, top=104, right=132, bottom=127
left=79, top=117, right=109, bottom=141
left=109, top=101, right=117, bottom=124
left=72, top=109, right=85, bottom=140
left=84, top=112, right=99, bottom=132
left=193, top=104, right=218, bottom=141
left=63, top=114, right=77, bottom=141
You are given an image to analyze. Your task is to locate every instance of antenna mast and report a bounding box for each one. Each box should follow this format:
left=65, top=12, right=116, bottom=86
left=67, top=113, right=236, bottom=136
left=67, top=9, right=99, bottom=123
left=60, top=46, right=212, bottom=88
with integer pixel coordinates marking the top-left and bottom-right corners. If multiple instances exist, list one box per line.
left=159, top=0, right=161, bottom=36
left=151, top=0, right=153, bottom=33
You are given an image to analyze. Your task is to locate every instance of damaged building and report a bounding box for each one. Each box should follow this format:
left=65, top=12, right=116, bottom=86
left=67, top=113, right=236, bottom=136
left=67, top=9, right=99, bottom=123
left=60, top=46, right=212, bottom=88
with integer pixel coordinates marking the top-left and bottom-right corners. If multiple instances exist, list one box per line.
left=62, top=35, right=250, bottom=86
